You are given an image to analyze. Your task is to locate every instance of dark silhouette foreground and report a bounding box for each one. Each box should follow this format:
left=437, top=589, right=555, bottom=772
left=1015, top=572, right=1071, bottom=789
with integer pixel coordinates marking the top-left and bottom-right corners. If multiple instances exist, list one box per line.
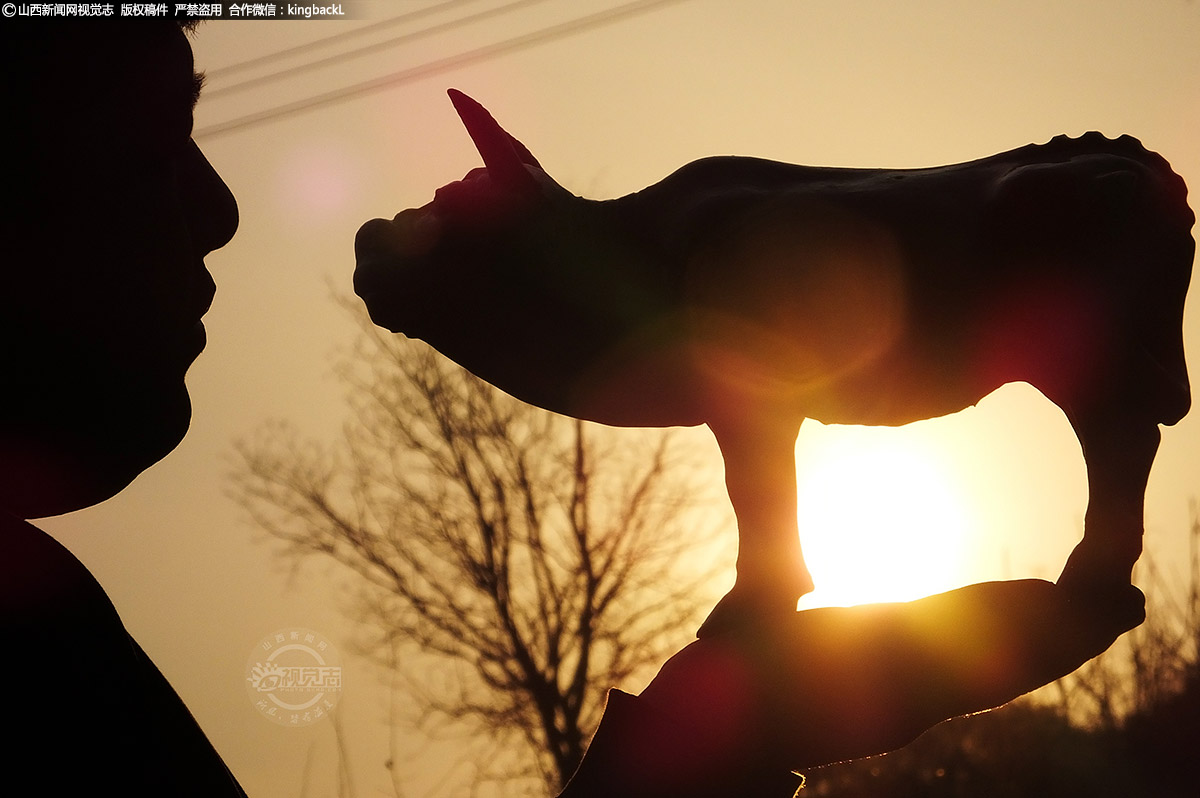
left=559, top=579, right=1146, bottom=797
left=356, top=91, right=1193, bottom=634
left=1, top=22, right=242, bottom=794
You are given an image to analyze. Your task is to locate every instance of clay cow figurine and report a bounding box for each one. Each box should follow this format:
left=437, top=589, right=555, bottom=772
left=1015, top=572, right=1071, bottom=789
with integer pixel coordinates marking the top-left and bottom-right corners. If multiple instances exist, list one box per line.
left=355, top=90, right=1192, bottom=635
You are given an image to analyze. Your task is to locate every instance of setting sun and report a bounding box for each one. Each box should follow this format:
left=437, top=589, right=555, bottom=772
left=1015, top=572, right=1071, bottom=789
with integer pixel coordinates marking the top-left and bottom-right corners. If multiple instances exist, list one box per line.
left=795, top=422, right=977, bottom=609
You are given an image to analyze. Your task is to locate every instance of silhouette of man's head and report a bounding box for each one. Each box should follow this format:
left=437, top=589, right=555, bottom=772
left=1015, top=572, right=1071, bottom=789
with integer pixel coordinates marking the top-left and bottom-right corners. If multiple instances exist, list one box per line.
left=0, top=22, right=238, bottom=517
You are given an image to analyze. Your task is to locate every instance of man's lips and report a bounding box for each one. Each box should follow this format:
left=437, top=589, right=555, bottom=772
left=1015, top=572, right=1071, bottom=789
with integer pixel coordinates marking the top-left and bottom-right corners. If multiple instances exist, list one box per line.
left=185, top=319, right=207, bottom=361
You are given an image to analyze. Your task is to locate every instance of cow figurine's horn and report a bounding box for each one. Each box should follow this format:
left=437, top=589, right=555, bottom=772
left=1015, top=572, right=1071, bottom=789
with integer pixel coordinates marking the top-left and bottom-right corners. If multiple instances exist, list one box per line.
left=448, top=88, right=541, bottom=193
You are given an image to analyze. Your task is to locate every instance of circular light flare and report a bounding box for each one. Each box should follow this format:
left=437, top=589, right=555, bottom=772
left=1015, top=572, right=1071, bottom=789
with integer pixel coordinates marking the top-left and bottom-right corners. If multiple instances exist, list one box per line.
left=795, top=424, right=975, bottom=609
left=276, top=141, right=361, bottom=222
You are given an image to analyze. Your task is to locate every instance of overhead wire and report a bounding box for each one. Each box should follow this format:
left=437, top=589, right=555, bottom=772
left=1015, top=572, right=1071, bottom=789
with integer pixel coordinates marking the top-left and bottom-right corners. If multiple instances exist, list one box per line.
left=204, top=0, right=558, bottom=99
left=195, top=0, right=692, bottom=141
left=204, top=0, right=486, bottom=79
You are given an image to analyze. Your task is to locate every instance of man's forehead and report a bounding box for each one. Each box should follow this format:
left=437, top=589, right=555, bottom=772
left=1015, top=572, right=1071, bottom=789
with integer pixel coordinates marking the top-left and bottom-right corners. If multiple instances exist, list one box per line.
left=5, top=23, right=202, bottom=165
left=17, top=24, right=194, bottom=105
left=112, top=25, right=196, bottom=100
left=93, top=25, right=199, bottom=146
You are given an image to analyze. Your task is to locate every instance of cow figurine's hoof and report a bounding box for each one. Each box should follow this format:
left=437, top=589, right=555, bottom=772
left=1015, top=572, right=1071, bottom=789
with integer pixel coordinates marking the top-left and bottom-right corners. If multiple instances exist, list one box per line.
left=1059, top=582, right=1147, bottom=647
left=697, top=583, right=801, bottom=639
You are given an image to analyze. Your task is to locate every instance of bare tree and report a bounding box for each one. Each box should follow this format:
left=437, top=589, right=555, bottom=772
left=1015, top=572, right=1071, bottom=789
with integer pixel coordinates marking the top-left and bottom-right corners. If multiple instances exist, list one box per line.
left=232, top=303, right=729, bottom=793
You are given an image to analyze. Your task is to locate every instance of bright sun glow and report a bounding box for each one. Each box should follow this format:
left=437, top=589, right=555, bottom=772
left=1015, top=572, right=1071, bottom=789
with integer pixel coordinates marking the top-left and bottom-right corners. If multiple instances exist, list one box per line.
left=795, top=423, right=976, bottom=609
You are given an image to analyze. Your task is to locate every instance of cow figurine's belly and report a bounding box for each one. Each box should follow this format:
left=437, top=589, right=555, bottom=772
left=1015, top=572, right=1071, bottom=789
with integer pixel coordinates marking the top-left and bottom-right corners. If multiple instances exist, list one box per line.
left=355, top=90, right=1193, bottom=636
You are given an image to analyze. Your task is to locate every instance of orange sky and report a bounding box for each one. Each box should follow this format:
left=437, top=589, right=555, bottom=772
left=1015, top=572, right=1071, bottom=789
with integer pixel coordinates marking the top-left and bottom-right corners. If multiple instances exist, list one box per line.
left=42, top=2, right=1200, bottom=795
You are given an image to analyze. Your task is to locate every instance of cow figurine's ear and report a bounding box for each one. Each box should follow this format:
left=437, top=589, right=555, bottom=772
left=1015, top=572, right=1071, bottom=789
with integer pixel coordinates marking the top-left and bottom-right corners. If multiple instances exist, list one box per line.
left=449, top=89, right=541, bottom=195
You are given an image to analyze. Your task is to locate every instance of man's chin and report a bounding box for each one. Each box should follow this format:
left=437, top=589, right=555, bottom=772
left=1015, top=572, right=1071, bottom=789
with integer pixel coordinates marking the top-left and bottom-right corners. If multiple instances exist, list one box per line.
left=2, top=386, right=192, bottom=519
left=21, top=466, right=143, bottom=519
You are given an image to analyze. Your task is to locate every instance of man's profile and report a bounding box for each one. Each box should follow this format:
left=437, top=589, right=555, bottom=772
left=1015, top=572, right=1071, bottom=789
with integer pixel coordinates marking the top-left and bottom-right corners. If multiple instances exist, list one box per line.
left=1, top=20, right=243, bottom=794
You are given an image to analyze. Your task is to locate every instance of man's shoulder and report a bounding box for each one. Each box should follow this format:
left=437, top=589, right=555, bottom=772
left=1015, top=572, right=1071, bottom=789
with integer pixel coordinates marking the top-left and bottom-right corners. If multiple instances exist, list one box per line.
left=0, top=514, right=130, bottom=691
left=0, top=514, right=247, bottom=795
left=0, top=513, right=111, bottom=618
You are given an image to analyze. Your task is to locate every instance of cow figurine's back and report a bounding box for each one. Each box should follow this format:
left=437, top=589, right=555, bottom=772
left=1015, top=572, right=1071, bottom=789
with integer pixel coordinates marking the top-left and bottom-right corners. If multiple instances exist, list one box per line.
left=355, top=90, right=1192, bottom=635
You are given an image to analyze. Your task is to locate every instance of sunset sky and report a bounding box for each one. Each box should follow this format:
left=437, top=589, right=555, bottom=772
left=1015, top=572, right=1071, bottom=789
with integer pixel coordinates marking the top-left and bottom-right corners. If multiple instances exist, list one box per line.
left=41, top=1, right=1200, bottom=795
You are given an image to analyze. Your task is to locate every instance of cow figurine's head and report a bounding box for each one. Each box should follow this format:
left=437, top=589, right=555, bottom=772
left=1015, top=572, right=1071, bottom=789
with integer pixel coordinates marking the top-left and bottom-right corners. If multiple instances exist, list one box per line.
left=354, top=90, right=680, bottom=425
left=356, top=90, right=570, bottom=339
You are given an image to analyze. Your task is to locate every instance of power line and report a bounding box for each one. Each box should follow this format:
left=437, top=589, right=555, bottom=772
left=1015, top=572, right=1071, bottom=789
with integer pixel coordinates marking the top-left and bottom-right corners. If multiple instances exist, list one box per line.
left=205, top=0, right=557, bottom=99
left=205, top=0, right=485, bottom=79
left=195, top=0, right=691, bottom=141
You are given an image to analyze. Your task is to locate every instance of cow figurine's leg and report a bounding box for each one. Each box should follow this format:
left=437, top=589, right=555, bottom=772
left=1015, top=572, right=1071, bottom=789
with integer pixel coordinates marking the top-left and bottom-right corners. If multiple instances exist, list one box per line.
left=1057, top=408, right=1161, bottom=609
left=1045, top=202, right=1190, bottom=623
left=698, top=415, right=814, bottom=638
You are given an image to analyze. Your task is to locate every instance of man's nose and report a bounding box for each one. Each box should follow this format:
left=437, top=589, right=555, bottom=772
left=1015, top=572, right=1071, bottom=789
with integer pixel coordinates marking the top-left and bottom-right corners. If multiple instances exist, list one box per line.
left=180, top=139, right=239, bottom=255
